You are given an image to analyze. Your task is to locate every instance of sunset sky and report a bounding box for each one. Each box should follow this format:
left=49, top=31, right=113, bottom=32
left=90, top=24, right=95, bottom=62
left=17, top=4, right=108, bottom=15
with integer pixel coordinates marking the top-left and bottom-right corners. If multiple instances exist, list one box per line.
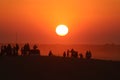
left=0, top=0, right=120, bottom=44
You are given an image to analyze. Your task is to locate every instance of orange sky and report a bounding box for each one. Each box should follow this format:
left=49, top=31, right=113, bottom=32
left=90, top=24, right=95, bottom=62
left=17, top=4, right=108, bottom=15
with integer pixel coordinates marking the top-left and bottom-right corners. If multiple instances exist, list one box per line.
left=0, top=0, right=120, bottom=44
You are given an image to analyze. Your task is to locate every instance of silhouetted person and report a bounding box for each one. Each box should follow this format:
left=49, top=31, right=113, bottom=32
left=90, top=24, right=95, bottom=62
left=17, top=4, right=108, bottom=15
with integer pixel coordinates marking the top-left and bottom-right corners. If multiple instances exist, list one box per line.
left=21, top=47, right=24, bottom=56
left=6, top=44, right=12, bottom=56
left=63, top=51, right=66, bottom=57
left=48, top=50, right=53, bottom=56
left=79, top=53, right=83, bottom=59
left=86, top=50, right=92, bottom=59
left=22, top=43, right=30, bottom=55
left=67, top=49, right=70, bottom=57
left=13, top=46, right=16, bottom=56
left=75, top=51, right=78, bottom=58
left=3, top=45, right=7, bottom=55
left=71, top=49, right=78, bottom=58
left=33, top=45, right=37, bottom=50
left=26, top=43, right=30, bottom=52
left=15, top=43, right=19, bottom=55
left=71, top=49, right=74, bottom=57
left=0, top=47, right=1, bottom=56
left=0, top=47, right=1, bottom=55
left=29, top=45, right=40, bottom=56
left=0, top=45, right=4, bottom=56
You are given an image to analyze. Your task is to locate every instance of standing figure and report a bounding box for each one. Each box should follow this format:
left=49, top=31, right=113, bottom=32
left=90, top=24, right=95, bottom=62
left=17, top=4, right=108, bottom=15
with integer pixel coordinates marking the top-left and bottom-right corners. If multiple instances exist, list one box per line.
left=67, top=49, right=70, bottom=57
left=15, top=43, right=19, bottom=55
left=71, top=49, right=74, bottom=57
left=3, top=45, right=7, bottom=55
left=79, top=53, right=83, bottom=59
left=6, top=44, right=12, bottom=56
left=21, top=47, right=24, bottom=56
left=85, top=50, right=92, bottom=59
left=70, top=49, right=78, bottom=58
left=63, top=51, right=66, bottom=57
left=48, top=50, right=53, bottom=56
left=0, top=45, right=4, bottom=56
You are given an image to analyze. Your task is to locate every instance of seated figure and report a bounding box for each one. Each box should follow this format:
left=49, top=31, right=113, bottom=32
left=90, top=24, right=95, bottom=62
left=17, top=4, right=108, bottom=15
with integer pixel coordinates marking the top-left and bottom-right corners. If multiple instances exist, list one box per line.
left=29, top=45, right=40, bottom=56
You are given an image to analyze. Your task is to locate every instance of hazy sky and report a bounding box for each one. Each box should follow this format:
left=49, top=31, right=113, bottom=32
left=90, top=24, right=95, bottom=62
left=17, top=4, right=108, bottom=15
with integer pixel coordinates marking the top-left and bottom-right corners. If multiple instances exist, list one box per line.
left=0, top=0, right=120, bottom=44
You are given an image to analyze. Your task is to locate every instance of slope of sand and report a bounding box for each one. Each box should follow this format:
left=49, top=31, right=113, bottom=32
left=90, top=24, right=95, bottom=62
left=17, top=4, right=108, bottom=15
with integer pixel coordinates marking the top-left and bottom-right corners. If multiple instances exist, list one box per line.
left=0, top=56, right=120, bottom=80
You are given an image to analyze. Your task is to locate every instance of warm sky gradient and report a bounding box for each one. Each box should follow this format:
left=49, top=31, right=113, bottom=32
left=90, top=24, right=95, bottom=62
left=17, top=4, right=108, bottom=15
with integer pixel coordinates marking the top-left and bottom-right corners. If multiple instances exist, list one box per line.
left=0, top=0, right=120, bottom=44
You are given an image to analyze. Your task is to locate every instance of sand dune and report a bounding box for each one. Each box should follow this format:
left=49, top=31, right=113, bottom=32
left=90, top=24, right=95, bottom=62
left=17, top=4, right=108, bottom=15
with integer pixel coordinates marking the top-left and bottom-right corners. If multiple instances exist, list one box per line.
left=0, top=56, right=120, bottom=80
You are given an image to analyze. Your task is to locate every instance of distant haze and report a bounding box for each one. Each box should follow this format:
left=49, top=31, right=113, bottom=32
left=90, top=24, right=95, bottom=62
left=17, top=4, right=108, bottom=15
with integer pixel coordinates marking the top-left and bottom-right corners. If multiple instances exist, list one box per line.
left=0, top=0, right=120, bottom=44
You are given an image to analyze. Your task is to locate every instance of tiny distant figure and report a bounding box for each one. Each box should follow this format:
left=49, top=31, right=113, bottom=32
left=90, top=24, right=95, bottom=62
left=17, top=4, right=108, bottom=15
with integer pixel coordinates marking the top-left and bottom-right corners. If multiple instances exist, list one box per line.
left=79, top=53, right=83, bottom=59
left=29, top=45, right=40, bottom=56
left=33, top=45, right=37, bottom=50
left=21, top=47, right=24, bottom=56
left=22, top=43, right=30, bottom=56
left=15, top=43, right=19, bottom=55
left=3, top=45, right=7, bottom=55
left=0, top=47, right=1, bottom=56
left=63, top=51, right=66, bottom=57
left=85, top=50, right=92, bottom=59
left=0, top=47, right=1, bottom=55
left=67, top=49, right=70, bottom=57
left=71, top=49, right=78, bottom=58
left=13, top=44, right=19, bottom=56
left=6, top=44, right=12, bottom=56
left=26, top=43, right=30, bottom=53
left=13, top=46, right=16, bottom=56
left=71, top=48, right=74, bottom=57
left=0, top=45, right=4, bottom=56
left=48, top=50, right=53, bottom=56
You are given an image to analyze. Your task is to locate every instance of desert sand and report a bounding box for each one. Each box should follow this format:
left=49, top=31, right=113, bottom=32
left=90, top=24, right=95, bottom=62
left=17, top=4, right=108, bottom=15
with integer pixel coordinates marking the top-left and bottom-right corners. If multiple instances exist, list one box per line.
left=0, top=56, right=120, bottom=80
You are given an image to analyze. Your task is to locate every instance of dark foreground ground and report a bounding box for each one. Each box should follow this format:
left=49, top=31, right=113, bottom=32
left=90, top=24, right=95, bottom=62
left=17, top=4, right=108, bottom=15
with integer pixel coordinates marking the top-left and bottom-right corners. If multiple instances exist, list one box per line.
left=0, top=56, right=120, bottom=80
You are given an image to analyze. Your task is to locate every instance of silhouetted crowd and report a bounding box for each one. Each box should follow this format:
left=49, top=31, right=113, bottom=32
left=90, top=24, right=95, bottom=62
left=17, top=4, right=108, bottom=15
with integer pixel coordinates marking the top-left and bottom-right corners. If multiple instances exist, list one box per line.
left=61, top=49, right=92, bottom=59
left=21, top=43, right=40, bottom=56
left=0, top=43, right=92, bottom=59
left=0, top=43, right=40, bottom=56
left=48, top=49, right=92, bottom=59
left=0, top=44, right=19, bottom=56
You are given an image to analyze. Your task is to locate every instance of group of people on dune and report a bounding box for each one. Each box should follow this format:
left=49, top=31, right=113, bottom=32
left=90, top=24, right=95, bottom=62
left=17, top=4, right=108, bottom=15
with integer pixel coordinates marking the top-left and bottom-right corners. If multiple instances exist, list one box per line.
left=0, top=43, right=40, bottom=56
left=48, top=49, right=92, bottom=59
left=0, top=44, right=19, bottom=56
left=0, top=43, right=92, bottom=59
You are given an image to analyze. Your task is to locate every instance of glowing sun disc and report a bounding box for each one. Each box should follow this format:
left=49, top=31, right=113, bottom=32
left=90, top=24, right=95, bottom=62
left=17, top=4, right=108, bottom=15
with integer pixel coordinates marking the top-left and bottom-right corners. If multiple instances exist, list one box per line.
left=56, top=25, right=68, bottom=36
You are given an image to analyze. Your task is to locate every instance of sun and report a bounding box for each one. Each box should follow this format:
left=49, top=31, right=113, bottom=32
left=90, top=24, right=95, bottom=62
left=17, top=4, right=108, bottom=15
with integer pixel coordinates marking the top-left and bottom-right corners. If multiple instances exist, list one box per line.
left=56, top=24, right=69, bottom=36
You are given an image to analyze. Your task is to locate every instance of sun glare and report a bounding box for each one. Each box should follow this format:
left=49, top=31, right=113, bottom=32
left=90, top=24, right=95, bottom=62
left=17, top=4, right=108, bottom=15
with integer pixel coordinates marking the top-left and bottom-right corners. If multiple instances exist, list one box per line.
left=56, top=24, right=68, bottom=36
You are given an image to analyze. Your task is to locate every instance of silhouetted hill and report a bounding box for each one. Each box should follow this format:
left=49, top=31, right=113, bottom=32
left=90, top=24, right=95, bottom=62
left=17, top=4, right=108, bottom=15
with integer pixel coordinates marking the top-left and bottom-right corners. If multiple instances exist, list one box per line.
left=0, top=56, right=120, bottom=80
